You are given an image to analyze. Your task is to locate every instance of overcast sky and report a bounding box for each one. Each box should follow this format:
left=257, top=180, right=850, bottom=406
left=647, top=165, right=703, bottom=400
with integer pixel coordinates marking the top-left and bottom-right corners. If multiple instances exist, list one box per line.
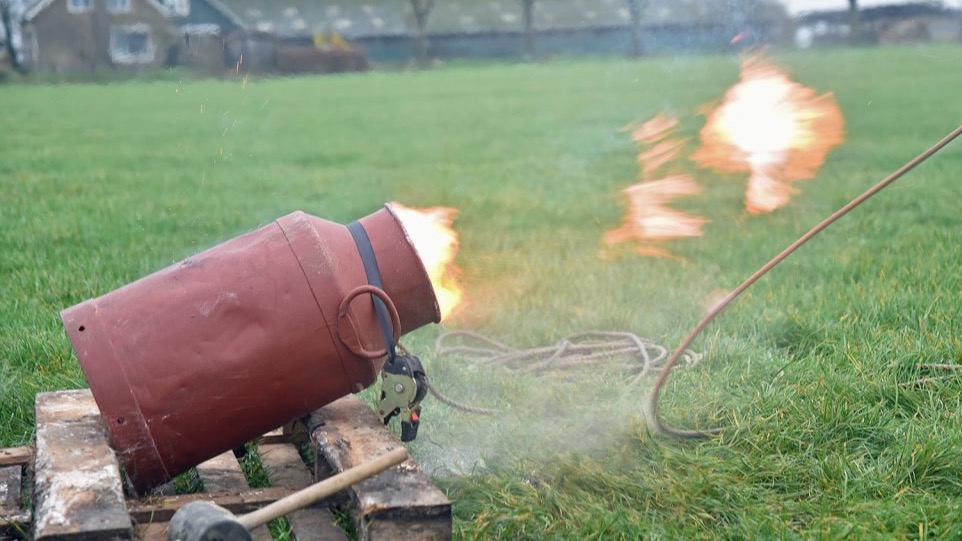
left=782, top=0, right=962, bottom=14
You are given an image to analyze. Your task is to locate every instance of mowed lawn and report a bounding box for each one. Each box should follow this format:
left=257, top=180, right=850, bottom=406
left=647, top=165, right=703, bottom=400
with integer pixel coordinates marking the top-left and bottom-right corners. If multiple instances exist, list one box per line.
left=3, top=46, right=962, bottom=539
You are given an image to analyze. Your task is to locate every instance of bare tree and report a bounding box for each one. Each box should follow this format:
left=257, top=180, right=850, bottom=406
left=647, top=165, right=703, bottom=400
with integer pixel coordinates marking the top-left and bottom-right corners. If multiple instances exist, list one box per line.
left=0, top=0, right=23, bottom=72
left=626, top=0, right=646, bottom=58
left=409, top=0, right=434, bottom=66
left=847, top=0, right=861, bottom=44
left=522, top=0, right=534, bottom=59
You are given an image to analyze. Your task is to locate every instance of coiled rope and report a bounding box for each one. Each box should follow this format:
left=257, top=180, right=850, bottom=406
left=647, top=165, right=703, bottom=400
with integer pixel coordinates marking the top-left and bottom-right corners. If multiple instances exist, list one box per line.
left=426, top=330, right=703, bottom=415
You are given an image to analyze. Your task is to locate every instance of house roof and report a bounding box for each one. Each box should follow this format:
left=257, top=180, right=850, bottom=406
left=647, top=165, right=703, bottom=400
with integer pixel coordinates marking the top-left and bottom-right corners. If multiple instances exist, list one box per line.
left=217, top=0, right=788, bottom=39
left=162, top=0, right=247, bottom=30
left=205, top=0, right=247, bottom=27
left=23, top=0, right=51, bottom=21
left=24, top=0, right=172, bottom=21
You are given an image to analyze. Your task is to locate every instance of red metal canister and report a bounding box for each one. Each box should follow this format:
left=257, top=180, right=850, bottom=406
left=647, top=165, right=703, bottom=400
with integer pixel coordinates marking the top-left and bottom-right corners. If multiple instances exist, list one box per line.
left=60, top=205, right=440, bottom=493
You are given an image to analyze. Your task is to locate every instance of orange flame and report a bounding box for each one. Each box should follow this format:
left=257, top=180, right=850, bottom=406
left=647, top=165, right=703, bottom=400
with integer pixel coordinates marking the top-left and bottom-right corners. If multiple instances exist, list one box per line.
left=604, top=176, right=709, bottom=257
left=638, top=139, right=688, bottom=178
left=694, top=55, right=845, bottom=214
left=629, top=113, right=679, bottom=145
left=390, top=202, right=463, bottom=321
left=606, top=115, right=708, bottom=258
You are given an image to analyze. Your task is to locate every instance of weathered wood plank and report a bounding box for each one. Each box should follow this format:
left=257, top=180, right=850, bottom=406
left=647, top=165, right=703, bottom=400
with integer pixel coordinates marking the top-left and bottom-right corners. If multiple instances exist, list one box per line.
left=34, top=390, right=133, bottom=540
left=196, top=452, right=250, bottom=494
left=0, top=447, right=31, bottom=468
left=0, top=465, right=27, bottom=537
left=309, top=396, right=451, bottom=541
left=137, top=521, right=168, bottom=541
left=195, top=452, right=272, bottom=541
left=129, top=487, right=293, bottom=523
left=0, top=465, right=26, bottom=533
left=0, top=466, right=22, bottom=515
left=0, top=512, right=30, bottom=540
left=0, top=452, right=33, bottom=541
left=257, top=442, right=348, bottom=541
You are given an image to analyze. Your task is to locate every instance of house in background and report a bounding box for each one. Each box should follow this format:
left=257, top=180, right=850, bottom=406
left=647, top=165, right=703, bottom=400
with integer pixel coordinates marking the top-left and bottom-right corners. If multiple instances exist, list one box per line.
left=794, top=3, right=961, bottom=47
left=157, top=0, right=244, bottom=71
left=1, top=0, right=25, bottom=70
left=206, top=1, right=374, bottom=73
left=19, top=0, right=369, bottom=76
left=212, top=0, right=789, bottom=64
left=15, top=0, right=792, bottom=74
left=196, top=1, right=371, bottom=73
left=22, top=0, right=178, bottom=72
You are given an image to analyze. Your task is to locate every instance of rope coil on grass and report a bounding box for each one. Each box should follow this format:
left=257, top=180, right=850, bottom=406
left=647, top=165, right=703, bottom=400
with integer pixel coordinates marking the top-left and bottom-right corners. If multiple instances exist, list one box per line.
left=426, top=330, right=703, bottom=415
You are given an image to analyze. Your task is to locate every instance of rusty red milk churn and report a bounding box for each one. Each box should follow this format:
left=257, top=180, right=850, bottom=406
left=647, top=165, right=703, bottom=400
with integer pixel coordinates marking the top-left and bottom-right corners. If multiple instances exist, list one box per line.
left=60, top=204, right=440, bottom=493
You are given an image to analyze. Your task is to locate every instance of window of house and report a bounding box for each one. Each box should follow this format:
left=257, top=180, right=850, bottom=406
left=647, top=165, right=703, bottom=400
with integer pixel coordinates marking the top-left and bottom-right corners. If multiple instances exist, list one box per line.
left=67, top=0, right=93, bottom=13
left=109, top=26, right=154, bottom=64
left=107, top=0, right=132, bottom=13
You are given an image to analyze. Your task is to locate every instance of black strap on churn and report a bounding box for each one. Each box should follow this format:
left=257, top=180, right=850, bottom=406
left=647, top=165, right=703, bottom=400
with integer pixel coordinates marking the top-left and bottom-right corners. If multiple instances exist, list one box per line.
left=347, top=220, right=397, bottom=362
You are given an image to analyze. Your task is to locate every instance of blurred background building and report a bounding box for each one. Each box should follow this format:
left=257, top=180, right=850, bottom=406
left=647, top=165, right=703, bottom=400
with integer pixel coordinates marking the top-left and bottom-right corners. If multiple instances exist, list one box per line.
left=1, top=0, right=959, bottom=75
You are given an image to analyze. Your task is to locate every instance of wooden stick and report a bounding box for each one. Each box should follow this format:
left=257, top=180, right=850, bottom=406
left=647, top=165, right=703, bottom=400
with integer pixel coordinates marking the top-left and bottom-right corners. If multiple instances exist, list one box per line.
left=129, top=487, right=295, bottom=522
left=921, top=363, right=962, bottom=371
left=238, top=447, right=409, bottom=531
left=899, top=375, right=954, bottom=388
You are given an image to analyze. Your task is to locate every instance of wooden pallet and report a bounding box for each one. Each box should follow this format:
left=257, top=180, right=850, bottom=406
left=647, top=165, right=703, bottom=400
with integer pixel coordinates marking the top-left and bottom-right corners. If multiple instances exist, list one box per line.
left=0, top=390, right=451, bottom=541
left=0, top=447, right=29, bottom=541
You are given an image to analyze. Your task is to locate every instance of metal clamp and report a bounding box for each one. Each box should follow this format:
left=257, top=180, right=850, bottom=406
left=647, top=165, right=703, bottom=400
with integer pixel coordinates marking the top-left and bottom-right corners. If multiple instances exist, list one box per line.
left=378, top=354, right=428, bottom=442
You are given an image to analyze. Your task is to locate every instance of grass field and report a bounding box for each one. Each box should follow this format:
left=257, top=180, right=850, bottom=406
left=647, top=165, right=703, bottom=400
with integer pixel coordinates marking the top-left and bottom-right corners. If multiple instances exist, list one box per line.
left=3, top=45, right=962, bottom=539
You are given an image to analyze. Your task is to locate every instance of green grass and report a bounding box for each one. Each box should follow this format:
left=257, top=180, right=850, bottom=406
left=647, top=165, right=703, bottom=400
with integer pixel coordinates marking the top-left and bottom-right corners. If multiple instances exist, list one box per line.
left=3, top=45, right=962, bottom=539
